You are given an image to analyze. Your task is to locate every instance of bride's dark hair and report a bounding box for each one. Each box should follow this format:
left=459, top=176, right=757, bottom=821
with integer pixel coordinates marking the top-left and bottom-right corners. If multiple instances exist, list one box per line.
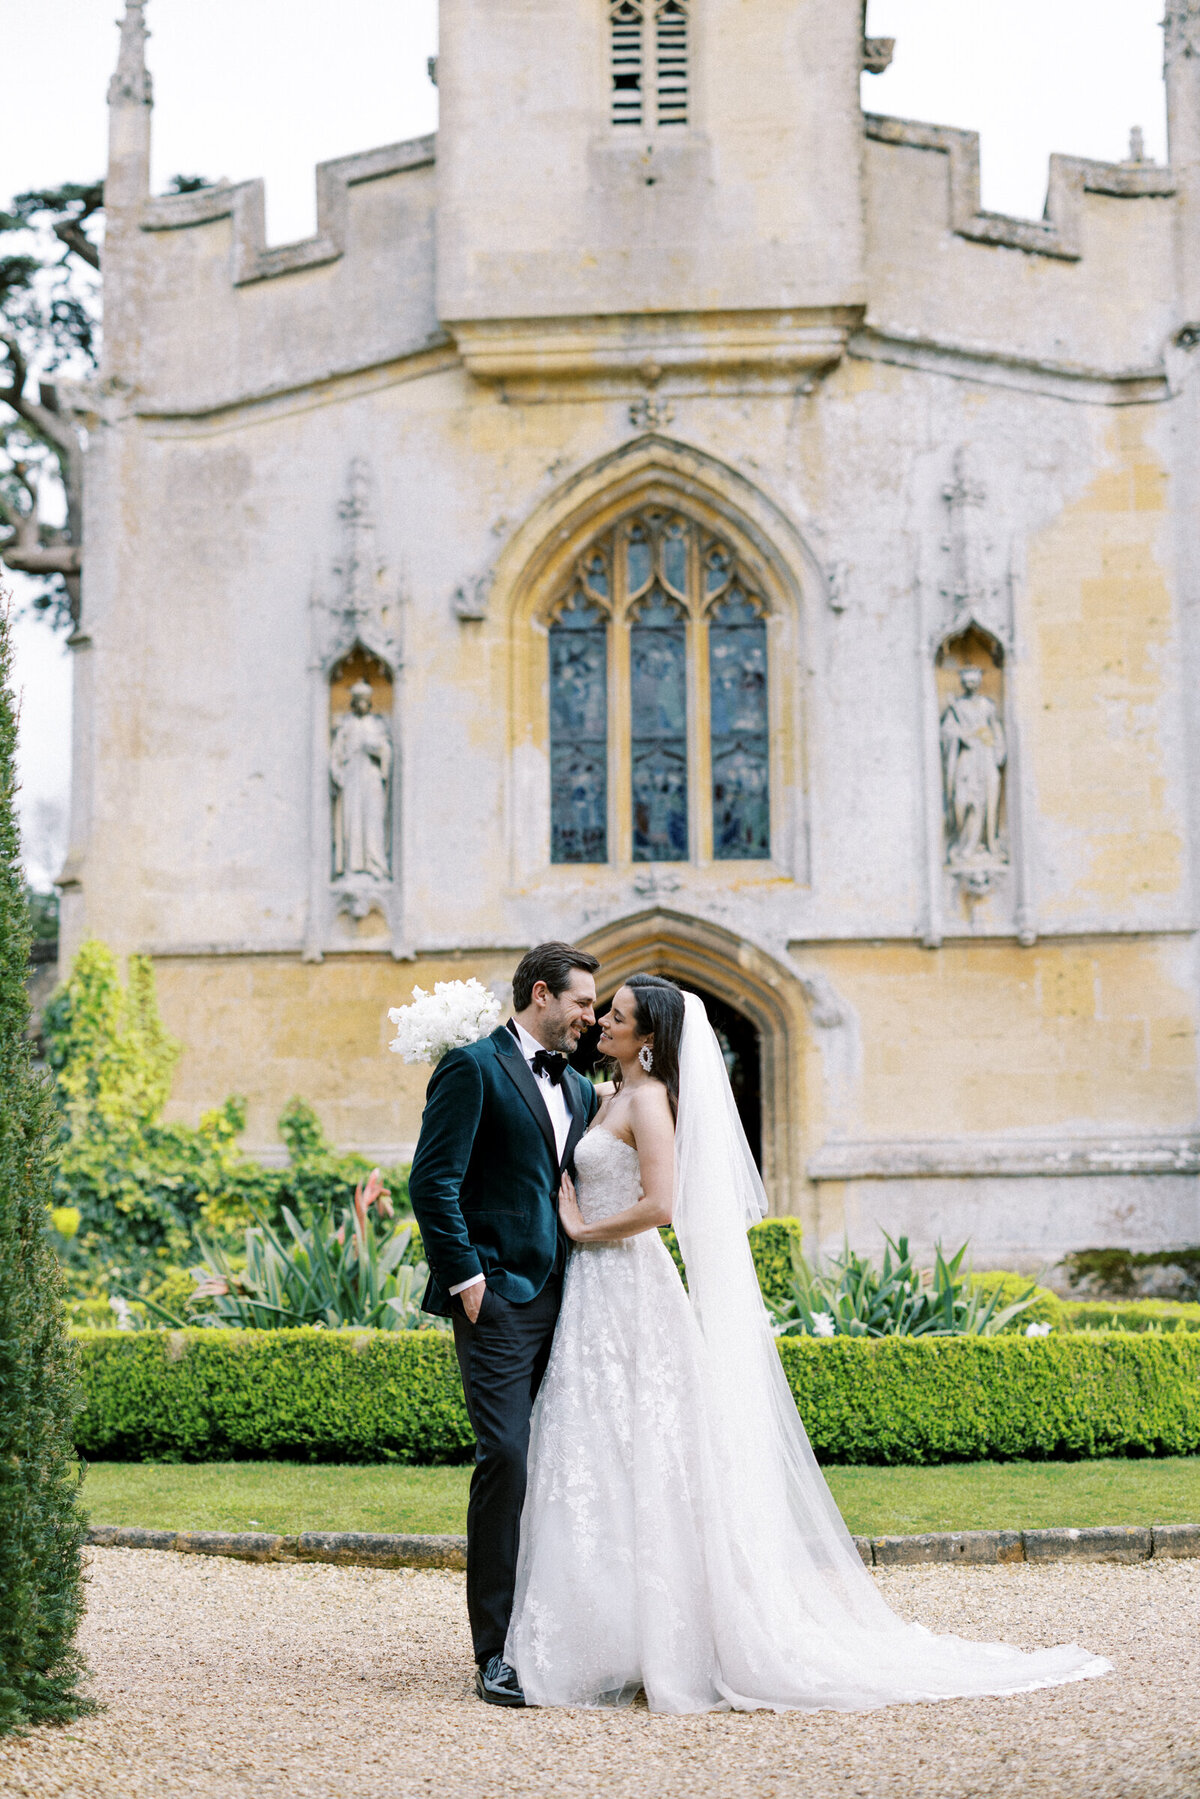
left=611, top=973, right=685, bottom=1120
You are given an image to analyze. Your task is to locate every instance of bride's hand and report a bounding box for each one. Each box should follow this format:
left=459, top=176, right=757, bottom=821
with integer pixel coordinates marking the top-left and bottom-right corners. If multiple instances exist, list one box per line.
left=558, top=1172, right=589, bottom=1243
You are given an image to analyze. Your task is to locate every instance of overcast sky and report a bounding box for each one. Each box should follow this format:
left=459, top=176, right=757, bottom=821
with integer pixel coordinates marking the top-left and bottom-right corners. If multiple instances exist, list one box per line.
left=1, top=0, right=1170, bottom=887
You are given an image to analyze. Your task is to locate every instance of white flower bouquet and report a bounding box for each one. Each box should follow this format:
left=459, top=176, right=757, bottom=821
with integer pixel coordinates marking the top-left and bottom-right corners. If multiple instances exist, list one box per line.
left=388, top=978, right=502, bottom=1066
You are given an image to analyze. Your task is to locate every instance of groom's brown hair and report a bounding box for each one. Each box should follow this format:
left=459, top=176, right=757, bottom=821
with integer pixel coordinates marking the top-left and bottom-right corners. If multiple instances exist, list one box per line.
left=512, top=941, right=600, bottom=1012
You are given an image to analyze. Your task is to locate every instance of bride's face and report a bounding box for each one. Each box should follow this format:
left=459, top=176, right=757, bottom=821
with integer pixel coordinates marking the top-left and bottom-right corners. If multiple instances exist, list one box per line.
left=596, top=986, right=650, bottom=1067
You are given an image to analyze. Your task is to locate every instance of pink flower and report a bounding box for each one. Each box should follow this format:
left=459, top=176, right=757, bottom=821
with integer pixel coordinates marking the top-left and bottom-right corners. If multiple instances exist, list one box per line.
left=353, top=1168, right=392, bottom=1227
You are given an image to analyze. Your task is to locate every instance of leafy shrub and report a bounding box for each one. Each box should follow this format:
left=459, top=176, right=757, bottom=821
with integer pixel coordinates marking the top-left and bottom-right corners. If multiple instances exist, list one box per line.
left=971, top=1272, right=1065, bottom=1332
left=42, top=944, right=409, bottom=1295
left=776, top=1331, right=1200, bottom=1464
left=771, top=1236, right=1043, bottom=1338
left=745, top=1218, right=806, bottom=1311
left=73, top=1327, right=1200, bottom=1467
left=660, top=1216, right=803, bottom=1306
left=0, top=606, right=90, bottom=1730
left=1062, top=1245, right=1200, bottom=1302
left=144, top=1175, right=438, bottom=1333
left=75, top=1328, right=474, bottom=1464
left=1062, top=1298, right=1200, bottom=1333
left=268, top=1099, right=410, bottom=1229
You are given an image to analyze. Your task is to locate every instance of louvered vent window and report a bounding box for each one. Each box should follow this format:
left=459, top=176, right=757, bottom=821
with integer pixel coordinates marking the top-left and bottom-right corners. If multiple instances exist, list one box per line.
left=610, top=1, right=644, bottom=128
left=655, top=1, right=688, bottom=126
left=609, top=1, right=687, bottom=130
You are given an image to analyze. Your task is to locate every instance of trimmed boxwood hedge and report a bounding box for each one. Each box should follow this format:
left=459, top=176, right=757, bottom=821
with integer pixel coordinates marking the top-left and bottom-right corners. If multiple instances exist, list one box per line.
left=1062, top=1298, right=1200, bottom=1333
left=776, top=1332, right=1200, bottom=1463
left=76, top=1329, right=474, bottom=1464
left=74, top=1326, right=1200, bottom=1466
left=659, top=1217, right=803, bottom=1307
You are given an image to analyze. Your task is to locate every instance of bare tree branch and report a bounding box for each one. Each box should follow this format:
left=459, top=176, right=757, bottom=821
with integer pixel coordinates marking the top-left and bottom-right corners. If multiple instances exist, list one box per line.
left=52, top=219, right=101, bottom=271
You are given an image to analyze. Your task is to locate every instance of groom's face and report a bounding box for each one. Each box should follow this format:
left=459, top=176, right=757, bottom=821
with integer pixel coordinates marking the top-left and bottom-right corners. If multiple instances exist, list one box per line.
left=536, top=971, right=597, bottom=1055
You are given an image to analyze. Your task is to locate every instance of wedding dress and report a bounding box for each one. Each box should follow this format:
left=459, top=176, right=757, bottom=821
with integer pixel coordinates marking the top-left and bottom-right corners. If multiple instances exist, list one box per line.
left=506, top=995, right=1111, bottom=1713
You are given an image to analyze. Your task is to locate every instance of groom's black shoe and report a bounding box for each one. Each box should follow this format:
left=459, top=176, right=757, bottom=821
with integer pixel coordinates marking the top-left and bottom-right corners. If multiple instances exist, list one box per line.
left=475, top=1656, right=526, bottom=1708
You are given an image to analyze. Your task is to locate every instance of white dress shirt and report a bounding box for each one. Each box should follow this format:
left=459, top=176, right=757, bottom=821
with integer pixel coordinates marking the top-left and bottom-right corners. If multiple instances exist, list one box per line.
left=448, top=1019, right=572, bottom=1297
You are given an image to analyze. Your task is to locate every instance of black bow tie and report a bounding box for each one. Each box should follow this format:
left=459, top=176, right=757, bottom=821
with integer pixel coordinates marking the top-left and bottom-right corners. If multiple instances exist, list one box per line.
left=531, top=1049, right=568, bottom=1086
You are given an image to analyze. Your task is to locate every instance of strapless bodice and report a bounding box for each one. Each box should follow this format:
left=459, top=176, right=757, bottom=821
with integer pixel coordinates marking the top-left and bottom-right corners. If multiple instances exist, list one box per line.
left=572, top=1128, right=642, bottom=1223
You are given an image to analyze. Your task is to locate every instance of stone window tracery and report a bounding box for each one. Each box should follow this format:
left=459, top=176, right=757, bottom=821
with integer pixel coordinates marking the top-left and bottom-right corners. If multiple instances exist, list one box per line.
left=548, top=507, right=770, bottom=866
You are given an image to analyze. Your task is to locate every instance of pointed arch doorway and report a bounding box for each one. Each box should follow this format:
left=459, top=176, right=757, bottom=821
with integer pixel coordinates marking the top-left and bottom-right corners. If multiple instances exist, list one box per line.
left=572, top=980, right=762, bottom=1170
left=567, top=908, right=806, bottom=1216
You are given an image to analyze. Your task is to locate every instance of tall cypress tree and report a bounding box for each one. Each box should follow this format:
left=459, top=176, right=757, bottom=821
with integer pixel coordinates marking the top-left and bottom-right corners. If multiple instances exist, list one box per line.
left=0, top=601, right=90, bottom=1731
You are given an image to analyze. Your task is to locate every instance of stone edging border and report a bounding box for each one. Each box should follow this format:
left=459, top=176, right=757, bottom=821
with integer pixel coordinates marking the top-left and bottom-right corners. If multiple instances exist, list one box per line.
left=86, top=1522, right=1200, bottom=1571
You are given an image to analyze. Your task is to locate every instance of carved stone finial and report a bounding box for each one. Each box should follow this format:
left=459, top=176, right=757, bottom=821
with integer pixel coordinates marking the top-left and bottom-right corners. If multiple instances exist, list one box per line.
left=1128, top=125, right=1147, bottom=163
left=1165, top=2, right=1200, bottom=68
left=108, top=0, right=153, bottom=108
left=938, top=447, right=997, bottom=633
left=333, top=458, right=380, bottom=633
left=312, top=460, right=400, bottom=674
left=861, top=0, right=894, bottom=73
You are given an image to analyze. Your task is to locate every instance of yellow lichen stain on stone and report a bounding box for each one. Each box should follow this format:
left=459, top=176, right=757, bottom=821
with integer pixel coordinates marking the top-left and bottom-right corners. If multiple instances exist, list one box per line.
left=155, top=952, right=518, bottom=1154
left=803, top=938, right=1196, bottom=1138
left=839, top=355, right=903, bottom=397
left=1026, top=413, right=1180, bottom=908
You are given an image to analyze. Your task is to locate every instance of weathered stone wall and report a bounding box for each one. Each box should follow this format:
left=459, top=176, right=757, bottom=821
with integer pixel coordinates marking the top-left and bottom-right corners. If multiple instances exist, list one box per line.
left=67, top=1, right=1200, bottom=1268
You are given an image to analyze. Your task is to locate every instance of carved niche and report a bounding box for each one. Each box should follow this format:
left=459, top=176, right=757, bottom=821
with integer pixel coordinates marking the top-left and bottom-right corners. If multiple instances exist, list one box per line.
left=929, top=449, right=1013, bottom=905
left=304, top=460, right=405, bottom=958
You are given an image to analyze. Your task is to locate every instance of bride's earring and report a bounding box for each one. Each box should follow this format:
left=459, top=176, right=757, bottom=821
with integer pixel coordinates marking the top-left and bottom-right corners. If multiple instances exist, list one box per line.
left=638, top=1043, right=654, bottom=1073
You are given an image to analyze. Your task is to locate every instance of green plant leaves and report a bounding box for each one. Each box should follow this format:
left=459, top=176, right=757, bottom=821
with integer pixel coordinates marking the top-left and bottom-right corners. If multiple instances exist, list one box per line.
left=771, top=1234, right=1047, bottom=1339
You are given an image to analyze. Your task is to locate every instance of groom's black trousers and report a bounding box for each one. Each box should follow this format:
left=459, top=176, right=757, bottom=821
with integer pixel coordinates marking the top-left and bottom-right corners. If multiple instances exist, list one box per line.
left=451, top=1274, right=562, bottom=1666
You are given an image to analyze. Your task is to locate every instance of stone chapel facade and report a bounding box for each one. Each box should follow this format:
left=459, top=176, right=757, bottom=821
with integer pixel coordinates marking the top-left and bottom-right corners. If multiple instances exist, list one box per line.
left=69, top=0, right=1200, bottom=1268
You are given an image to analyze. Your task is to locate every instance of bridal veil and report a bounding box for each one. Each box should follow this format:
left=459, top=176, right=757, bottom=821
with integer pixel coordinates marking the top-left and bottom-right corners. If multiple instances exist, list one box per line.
left=671, top=991, right=1110, bottom=1710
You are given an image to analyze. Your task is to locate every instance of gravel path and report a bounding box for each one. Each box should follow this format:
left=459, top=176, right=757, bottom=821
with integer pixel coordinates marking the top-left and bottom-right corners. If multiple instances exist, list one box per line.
left=0, top=1549, right=1197, bottom=1798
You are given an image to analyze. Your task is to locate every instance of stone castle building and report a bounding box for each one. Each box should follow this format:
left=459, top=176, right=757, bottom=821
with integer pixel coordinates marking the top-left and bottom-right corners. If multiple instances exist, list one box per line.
left=67, top=0, right=1200, bottom=1267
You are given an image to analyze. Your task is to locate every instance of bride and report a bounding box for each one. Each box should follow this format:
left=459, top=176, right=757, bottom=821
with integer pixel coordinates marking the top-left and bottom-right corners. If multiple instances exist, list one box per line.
left=505, top=974, right=1111, bottom=1713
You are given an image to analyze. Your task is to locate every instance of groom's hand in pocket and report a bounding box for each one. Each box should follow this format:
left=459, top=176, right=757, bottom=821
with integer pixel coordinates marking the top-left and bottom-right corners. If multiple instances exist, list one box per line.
left=461, top=1281, right=486, bottom=1325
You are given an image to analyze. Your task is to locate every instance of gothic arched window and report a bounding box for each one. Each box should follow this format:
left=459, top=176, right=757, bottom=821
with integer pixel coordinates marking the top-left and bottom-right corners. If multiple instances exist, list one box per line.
left=548, top=509, right=771, bottom=866
left=609, top=0, right=689, bottom=130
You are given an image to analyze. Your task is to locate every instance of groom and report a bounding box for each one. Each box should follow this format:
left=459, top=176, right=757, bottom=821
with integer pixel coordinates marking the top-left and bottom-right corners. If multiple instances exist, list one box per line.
left=408, top=941, right=600, bottom=1706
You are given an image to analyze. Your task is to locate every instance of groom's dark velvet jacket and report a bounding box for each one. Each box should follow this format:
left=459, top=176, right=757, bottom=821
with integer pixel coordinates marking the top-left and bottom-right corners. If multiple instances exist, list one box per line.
left=408, top=1023, right=599, bottom=1317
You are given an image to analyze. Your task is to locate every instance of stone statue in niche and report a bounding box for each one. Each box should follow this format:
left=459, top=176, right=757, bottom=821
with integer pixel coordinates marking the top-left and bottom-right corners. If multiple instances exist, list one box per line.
left=940, top=667, right=1007, bottom=886
left=331, top=680, right=392, bottom=880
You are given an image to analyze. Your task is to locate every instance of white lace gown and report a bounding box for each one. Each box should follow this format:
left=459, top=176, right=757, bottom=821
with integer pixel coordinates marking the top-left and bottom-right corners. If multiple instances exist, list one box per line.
left=506, top=1127, right=1111, bottom=1714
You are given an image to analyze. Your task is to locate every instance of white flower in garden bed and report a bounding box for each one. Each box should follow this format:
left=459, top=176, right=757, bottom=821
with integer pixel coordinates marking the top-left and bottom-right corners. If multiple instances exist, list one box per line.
left=1024, top=1320, right=1053, bottom=1338
left=811, top=1311, right=836, bottom=1338
left=388, top=978, right=502, bottom=1066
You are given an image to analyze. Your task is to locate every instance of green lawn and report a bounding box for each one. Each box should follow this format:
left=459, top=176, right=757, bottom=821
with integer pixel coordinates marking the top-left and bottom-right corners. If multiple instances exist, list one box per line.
left=81, top=1456, right=1200, bottom=1540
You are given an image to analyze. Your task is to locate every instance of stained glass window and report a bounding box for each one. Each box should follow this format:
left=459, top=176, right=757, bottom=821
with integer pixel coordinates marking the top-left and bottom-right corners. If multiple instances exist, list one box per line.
left=709, top=590, right=770, bottom=859
left=550, top=590, right=608, bottom=863
left=631, top=588, right=689, bottom=861
left=545, top=509, right=770, bottom=868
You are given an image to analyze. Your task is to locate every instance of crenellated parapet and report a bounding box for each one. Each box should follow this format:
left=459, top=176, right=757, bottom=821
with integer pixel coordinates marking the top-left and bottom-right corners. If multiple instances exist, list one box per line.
left=104, top=5, right=1193, bottom=420
left=864, top=115, right=1175, bottom=262
left=140, top=136, right=435, bottom=287
left=861, top=114, right=1181, bottom=393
